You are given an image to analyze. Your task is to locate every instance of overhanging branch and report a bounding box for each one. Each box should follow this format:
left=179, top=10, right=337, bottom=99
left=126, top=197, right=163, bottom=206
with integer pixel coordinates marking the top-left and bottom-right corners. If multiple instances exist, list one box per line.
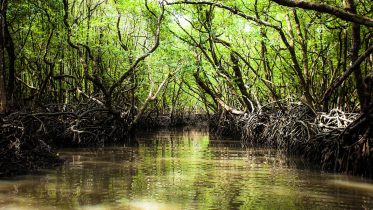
left=271, top=0, right=373, bottom=27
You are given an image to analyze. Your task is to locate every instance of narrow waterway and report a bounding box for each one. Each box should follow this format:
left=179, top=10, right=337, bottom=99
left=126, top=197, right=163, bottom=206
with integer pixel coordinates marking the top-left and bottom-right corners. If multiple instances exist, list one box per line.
left=0, top=128, right=372, bottom=209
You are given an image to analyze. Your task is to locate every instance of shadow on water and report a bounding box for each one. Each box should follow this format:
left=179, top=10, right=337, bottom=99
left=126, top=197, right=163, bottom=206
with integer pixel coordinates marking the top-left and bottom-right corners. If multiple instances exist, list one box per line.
left=0, top=127, right=372, bottom=209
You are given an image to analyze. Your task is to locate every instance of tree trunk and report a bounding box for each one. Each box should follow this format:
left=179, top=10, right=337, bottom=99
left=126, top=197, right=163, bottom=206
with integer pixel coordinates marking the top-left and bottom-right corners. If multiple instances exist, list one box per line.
left=0, top=0, right=7, bottom=113
left=345, top=0, right=365, bottom=112
left=4, top=10, right=14, bottom=102
left=230, top=53, right=253, bottom=112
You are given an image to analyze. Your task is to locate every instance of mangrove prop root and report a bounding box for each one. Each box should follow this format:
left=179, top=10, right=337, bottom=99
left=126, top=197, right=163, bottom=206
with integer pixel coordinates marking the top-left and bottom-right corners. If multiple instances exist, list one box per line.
left=0, top=103, right=206, bottom=177
left=210, top=103, right=372, bottom=177
left=0, top=104, right=123, bottom=177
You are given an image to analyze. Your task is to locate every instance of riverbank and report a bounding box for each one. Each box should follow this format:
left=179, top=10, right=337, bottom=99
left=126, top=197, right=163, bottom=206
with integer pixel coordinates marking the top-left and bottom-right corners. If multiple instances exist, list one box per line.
left=209, top=103, right=373, bottom=177
left=0, top=110, right=207, bottom=177
left=0, top=117, right=64, bottom=177
left=1, top=104, right=371, bottom=178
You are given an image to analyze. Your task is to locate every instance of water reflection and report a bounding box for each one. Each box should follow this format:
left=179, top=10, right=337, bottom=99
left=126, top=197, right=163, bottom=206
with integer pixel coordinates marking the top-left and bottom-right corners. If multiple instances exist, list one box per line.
left=0, top=128, right=372, bottom=209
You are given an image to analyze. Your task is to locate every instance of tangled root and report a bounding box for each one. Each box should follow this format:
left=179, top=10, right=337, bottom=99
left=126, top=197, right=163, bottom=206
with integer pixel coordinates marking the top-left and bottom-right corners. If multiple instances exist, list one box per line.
left=210, top=103, right=373, bottom=177
left=0, top=116, right=64, bottom=177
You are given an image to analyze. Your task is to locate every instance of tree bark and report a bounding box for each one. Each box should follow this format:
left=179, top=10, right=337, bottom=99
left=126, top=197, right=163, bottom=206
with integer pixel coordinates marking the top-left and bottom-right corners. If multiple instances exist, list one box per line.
left=230, top=53, right=254, bottom=112
left=0, top=0, right=7, bottom=113
left=4, top=13, right=14, bottom=102
left=345, top=0, right=366, bottom=112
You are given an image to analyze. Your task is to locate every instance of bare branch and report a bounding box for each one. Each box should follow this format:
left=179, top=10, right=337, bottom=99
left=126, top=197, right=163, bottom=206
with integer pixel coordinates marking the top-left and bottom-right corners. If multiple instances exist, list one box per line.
left=271, top=0, right=373, bottom=27
left=109, top=2, right=165, bottom=95
left=322, top=45, right=373, bottom=103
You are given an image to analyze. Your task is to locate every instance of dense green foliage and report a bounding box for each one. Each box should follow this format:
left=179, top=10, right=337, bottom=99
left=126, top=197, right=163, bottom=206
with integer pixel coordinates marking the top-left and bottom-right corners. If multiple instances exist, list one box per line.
left=0, top=0, right=372, bottom=119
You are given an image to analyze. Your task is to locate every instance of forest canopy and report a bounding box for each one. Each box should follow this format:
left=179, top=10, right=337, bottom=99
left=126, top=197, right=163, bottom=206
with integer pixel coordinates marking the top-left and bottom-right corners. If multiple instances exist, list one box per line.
left=0, top=0, right=372, bottom=115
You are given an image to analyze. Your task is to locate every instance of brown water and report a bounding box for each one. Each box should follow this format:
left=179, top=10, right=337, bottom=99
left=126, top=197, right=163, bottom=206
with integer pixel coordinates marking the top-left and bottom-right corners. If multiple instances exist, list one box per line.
left=0, top=128, right=373, bottom=210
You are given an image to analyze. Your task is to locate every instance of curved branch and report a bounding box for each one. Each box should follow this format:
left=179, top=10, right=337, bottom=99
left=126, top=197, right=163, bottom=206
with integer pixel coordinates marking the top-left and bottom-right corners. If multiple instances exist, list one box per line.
left=271, top=0, right=373, bottom=27
left=108, top=2, right=165, bottom=96
left=63, top=0, right=108, bottom=98
left=168, top=1, right=275, bottom=28
left=194, top=69, right=244, bottom=115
